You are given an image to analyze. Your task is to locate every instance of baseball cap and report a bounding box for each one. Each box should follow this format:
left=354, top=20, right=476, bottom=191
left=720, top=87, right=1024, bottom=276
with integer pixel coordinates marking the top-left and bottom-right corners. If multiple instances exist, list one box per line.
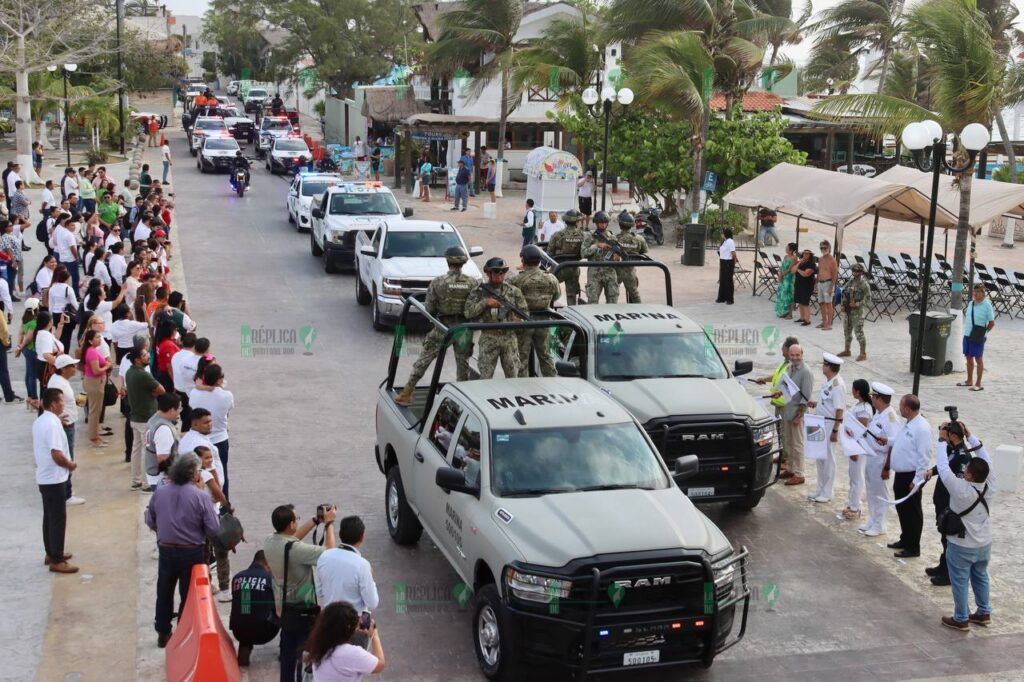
left=55, top=354, right=79, bottom=370
left=154, top=229, right=167, bottom=238
left=24, top=297, right=40, bottom=311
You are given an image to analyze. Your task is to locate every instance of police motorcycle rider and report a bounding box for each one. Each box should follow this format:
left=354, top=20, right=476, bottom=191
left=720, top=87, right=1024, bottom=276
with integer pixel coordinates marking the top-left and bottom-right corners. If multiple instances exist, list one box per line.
left=230, top=150, right=251, bottom=190
left=270, top=92, right=284, bottom=116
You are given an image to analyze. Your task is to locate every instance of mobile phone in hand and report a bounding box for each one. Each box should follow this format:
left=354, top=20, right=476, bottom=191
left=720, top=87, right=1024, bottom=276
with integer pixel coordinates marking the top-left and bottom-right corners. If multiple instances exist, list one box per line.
left=359, top=611, right=372, bottom=630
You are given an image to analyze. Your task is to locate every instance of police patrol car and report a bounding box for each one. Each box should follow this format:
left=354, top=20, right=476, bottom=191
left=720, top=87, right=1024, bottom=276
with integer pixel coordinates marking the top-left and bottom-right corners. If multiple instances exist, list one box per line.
left=375, top=312, right=751, bottom=679
left=218, top=105, right=255, bottom=143
left=196, top=134, right=241, bottom=173
left=255, top=115, right=293, bottom=157
left=243, top=87, right=269, bottom=113
left=309, top=182, right=411, bottom=273
left=265, top=135, right=311, bottom=175
left=189, top=116, right=229, bottom=156
left=354, top=220, right=483, bottom=330
left=286, top=171, right=342, bottom=232
left=554, top=303, right=781, bottom=509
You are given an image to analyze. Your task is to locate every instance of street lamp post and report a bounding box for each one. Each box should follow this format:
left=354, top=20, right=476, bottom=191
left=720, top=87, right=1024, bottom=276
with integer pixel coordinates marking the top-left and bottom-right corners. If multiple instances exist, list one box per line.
left=900, top=119, right=990, bottom=395
left=47, top=63, right=79, bottom=167
left=582, top=85, right=633, bottom=211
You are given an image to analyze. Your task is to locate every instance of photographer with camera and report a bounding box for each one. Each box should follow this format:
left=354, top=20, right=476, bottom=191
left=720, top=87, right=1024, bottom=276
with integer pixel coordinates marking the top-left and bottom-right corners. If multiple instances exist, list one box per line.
left=263, top=503, right=338, bottom=681
left=316, top=516, right=379, bottom=647
left=924, top=414, right=993, bottom=630
left=924, top=410, right=990, bottom=588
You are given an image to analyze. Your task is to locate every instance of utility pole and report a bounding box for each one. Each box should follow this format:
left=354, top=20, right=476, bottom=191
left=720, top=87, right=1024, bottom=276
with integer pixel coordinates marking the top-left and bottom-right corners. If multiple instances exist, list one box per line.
left=116, top=0, right=126, bottom=155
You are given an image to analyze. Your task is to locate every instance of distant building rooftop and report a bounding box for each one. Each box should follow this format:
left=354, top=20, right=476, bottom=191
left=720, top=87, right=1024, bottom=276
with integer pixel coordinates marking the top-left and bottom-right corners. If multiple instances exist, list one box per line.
left=710, top=91, right=783, bottom=113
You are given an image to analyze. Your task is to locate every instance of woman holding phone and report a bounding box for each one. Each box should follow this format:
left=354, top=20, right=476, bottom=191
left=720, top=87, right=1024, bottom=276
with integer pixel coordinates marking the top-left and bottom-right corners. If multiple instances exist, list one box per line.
left=306, top=601, right=386, bottom=681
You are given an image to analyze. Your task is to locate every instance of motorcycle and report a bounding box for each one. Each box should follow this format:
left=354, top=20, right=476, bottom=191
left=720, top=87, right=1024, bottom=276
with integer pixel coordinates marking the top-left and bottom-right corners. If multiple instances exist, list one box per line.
left=634, top=207, right=665, bottom=245
left=316, top=156, right=338, bottom=173
left=231, top=168, right=248, bottom=197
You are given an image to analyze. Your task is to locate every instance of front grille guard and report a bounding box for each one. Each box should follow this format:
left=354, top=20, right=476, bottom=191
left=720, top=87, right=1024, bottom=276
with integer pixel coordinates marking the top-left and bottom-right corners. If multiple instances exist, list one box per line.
left=502, top=548, right=751, bottom=673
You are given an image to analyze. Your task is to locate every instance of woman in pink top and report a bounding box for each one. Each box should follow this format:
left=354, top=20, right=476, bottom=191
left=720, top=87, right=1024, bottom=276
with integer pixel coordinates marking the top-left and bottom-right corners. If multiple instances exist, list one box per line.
left=82, top=329, right=111, bottom=446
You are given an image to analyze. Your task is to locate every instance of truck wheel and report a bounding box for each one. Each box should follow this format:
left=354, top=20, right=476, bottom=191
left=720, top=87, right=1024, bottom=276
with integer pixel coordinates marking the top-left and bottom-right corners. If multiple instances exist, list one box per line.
left=371, top=288, right=388, bottom=331
left=355, top=270, right=371, bottom=305
left=310, top=230, right=323, bottom=257
left=474, top=584, right=516, bottom=681
left=730, top=489, right=766, bottom=511
left=322, top=243, right=339, bottom=274
left=287, top=207, right=295, bottom=224
left=385, top=467, right=422, bottom=545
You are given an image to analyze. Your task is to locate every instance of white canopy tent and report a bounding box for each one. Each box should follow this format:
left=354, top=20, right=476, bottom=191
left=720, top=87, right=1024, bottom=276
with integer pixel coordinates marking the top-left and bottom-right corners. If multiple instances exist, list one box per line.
left=874, top=165, right=1024, bottom=227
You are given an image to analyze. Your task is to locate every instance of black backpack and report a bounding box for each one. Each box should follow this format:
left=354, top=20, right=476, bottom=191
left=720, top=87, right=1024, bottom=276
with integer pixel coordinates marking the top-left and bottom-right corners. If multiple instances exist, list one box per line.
left=36, top=217, right=49, bottom=244
left=937, top=484, right=989, bottom=538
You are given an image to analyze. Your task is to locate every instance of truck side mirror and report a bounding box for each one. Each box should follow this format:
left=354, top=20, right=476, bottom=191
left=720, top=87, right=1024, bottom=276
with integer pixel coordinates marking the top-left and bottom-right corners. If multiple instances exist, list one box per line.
left=436, top=466, right=479, bottom=496
left=469, top=246, right=484, bottom=257
left=403, top=207, right=414, bottom=218
left=359, top=245, right=375, bottom=257
left=311, top=207, right=323, bottom=219
left=555, top=360, right=578, bottom=378
left=673, top=454, right=700, bottom=482
left=733, top=359, right=753, bottom=377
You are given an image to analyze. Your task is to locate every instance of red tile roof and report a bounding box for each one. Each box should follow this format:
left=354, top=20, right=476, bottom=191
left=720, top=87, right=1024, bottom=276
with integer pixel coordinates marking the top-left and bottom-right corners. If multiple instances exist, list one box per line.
left=709, top=91, right=783, bottom=112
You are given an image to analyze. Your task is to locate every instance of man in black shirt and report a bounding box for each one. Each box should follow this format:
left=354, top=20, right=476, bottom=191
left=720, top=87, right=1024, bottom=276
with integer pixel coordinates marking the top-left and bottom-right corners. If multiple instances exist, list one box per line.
left=230, top=550, right=280, bottom=666
left=927, top=421, right=975, bottom=586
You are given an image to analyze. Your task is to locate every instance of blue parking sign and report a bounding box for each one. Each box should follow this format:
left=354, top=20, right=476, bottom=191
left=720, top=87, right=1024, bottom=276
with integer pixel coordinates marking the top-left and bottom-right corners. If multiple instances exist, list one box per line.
left=702, top=171, right=717, bottom=192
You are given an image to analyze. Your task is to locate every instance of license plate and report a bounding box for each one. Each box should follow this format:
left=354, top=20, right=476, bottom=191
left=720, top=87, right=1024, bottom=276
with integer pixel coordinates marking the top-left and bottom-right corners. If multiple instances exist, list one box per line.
left=623, top=650, right=660, bottom=666
left=687, top=486, right=715, bottom=498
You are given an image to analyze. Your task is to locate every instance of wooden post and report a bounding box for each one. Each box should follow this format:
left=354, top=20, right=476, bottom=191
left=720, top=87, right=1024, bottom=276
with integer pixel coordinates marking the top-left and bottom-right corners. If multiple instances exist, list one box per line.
left=825, top=130, right=835, bottom=170
left=473, top=129, right=481, bottom=194
left=403, top=128, right=412, bottom=193
left=753, top=205, right=760, bottom=297
left=919, top=219, right=925, bottom=267
left=847, top=131, right=855, bottom=174
left=867, top=210, right=879, bottom=278
left=393, top=132, right=401, bottom=189
left=795, top=215, right=802, bottom=251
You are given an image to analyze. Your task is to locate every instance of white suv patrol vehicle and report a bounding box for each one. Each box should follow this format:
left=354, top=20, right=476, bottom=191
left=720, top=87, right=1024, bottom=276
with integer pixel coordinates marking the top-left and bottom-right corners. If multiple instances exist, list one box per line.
left=287, top=172, right=341, bottom=232
left=266, top=136, right=311, bottom=175
left=375, top=306, right=751, bottom=680
left=255, top=115, right=292, bottom=157
left=197, top=135, right=241, bottom=173
left=188, top=116, right=229, bottom=156
left=354, top=220, right=482, bottom=330
left=309, top=182, right=411, bottom=273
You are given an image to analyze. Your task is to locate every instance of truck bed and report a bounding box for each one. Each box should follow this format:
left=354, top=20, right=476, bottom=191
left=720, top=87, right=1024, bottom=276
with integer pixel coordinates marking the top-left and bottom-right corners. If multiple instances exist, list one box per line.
left=382, top=385, right=435, bottom=425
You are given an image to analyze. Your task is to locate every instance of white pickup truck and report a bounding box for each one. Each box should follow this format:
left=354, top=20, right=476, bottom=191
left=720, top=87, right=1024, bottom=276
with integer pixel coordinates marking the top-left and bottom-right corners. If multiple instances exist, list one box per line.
left=309, top=182, right=411, bottom=273
left=374, top=311, right=751, bottom=680
left=355, top=220, right=482, bottom=330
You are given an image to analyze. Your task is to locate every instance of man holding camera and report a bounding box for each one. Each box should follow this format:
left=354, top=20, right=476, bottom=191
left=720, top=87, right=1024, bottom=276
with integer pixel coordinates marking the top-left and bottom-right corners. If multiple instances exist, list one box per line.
left=263, top=504, right=338, bottom=682
left=316, top=516, right=379, bottom=646
left=925, top=416, right=990, bottom=587
left=926, top=419, right=993, bottom=630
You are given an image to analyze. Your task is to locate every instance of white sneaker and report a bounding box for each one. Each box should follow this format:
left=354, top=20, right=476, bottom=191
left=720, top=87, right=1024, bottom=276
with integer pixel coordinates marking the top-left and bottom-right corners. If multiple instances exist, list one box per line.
left=810, top=496, right=831, bottom=503
left=216, top=591, right=233, bottom=603
left=66, top=496, right=86, bottom=506
left=861, top=527, right=884, bottom=537
left=857, top=523, right=872, bottom=533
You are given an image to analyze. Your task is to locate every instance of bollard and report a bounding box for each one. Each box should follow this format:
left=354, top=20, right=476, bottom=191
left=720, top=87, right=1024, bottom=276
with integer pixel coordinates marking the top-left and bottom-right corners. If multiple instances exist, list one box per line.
left=992, top=445, right=1023, bottom=493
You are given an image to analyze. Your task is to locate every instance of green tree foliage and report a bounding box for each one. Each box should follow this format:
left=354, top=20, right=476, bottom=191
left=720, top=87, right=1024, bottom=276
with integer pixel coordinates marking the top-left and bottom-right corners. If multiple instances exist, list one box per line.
left=704, top=109, right=807, bottom=202
left=120, top=36, right=189, bottom=91
left=201, top=0, right=273, bottom=80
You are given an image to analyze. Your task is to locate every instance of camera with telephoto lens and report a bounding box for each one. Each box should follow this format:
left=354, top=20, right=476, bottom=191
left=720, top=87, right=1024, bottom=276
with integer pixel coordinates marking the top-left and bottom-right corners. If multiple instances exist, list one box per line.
left=316, top=504, right=334, bottom=523
left=944, top=405, right=959, bottom=422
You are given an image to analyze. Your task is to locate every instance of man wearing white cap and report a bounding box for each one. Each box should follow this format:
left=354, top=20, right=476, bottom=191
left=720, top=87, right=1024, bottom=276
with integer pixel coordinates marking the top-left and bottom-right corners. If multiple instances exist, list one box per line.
left=807, top=353, right=845, bottom=503
left=47, top=354, right=85, bottom=505
left=859, top=382, right=901, bottom=536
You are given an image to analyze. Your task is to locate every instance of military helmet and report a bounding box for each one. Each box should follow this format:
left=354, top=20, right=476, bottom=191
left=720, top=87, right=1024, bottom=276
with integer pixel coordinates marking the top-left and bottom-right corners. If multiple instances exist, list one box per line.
left=520, top=244, right=544, bottom=263
left=593, top=210, right=610, bottom=224
left=562, top=208, right=581, bottom=225
left=444, top=245, right=468, bottom=265
left=617, top=211, right=635, bottom=228
left=483, top=256, right=510, bottom=273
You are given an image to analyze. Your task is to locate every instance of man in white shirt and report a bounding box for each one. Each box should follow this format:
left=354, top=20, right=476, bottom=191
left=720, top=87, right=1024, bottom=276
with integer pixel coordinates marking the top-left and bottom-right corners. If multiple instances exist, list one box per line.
left=47, top=355, right=85, bottom=505
left=108, top=242, right=128, bottom=284
left=52, top=221, right=80, bottom=292
left=928, top=424, right=993, bottom=630
left=189, top=363, right=234, bottom=496
left=134, top=217, right=153, bottom=245
left=171, top=333, right=201, bottom=427
left=316, top=515, right=379, bottom=643
left=858, top=382, right=902, bottom=536
left=716, top=227, right=738, bottom=305
left=882, top=394, right=932, bottom=558
left=60, top=168, right=79, bottom=201
left=145, top=392, right=181, bottom=489
left=6, top=162, right=21, bottom=199
left=33, top=387, right=78, bottom=573
left=807, top=353, right=845, bottom=504
left=0, top=276, right=12, bottom=323
left=521, top=198, right=536, bottom=247
left=538, top=211, right=565, bottom=243
left=41, top=180, right=57, bottom=214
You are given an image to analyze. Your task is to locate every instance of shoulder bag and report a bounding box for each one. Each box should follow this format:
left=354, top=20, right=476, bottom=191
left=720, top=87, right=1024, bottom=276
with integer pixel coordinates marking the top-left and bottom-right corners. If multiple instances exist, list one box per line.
left=968, top=303, right=987, bottom=344
left=937, top=484, right=989, bottom=538
left=213, top=507, right=245, bottom=552
left=280, top=540, right=321, bottom=631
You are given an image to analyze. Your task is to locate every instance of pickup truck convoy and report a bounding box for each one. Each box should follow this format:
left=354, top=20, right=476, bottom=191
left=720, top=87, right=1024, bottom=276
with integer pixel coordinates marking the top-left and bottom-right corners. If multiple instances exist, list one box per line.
left=374, top=304, right=751, bottom=679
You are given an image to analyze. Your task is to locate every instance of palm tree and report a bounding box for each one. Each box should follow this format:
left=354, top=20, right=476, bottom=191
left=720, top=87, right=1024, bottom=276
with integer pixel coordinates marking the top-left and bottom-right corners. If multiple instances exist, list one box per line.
left=977, top=0, right=1021, bottom=182
left=752, top=0, right=813, bottom=67
left=423, top=0, right=527, bottom=184
left=802, top=47, right=860, bottom=94
left=74, top=95, right=120, bottom=150
left=806, top=0, right=906, bottom=93
left=605, top=0, right=784, bottom=212
left=813, top=0, right=1002, bottom=309
left=510, top=15, right=603, bottom=108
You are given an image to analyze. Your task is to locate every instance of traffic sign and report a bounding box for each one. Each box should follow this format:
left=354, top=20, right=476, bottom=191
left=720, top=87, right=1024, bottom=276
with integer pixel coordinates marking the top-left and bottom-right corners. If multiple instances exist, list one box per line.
left=702, top=171, right=717, bottom=192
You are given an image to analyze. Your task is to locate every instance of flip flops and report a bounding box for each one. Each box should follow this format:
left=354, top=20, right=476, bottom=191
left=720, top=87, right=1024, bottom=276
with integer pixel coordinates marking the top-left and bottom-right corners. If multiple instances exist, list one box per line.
left=956, top=382, right=971, bottom=387
left=969, top=386, right=984, bottom=392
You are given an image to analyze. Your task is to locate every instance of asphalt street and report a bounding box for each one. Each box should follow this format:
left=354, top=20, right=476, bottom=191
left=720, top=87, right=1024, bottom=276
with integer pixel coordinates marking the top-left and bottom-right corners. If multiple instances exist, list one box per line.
left=167, top=126, right=1021, bottom=681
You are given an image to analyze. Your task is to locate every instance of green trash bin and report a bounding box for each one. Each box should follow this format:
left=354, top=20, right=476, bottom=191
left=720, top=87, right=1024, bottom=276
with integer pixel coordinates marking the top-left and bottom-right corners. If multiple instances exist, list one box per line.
left=908, top=311, right=955, bottom=375
left=681, top=223, right=707, bottom=266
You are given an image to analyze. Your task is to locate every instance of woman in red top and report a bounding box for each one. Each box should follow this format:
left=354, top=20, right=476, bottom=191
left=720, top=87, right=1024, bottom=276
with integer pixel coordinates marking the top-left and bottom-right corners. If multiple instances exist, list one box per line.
left=153, top=318, right=180, bottom=393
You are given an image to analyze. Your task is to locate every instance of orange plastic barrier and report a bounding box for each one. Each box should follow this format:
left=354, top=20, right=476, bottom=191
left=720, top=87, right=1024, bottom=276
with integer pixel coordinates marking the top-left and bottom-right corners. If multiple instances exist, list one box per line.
left=165, top=564, right=241, bottom=682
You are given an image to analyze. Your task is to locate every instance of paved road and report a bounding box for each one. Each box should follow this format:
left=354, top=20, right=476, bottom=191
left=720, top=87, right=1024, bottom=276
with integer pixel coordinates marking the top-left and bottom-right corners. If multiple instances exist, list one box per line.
left=166, top=125, right=1024, bottom=681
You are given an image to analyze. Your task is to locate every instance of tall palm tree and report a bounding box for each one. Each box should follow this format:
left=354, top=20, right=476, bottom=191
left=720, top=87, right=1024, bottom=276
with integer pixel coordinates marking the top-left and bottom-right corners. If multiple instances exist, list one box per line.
left=510, top=15, right=602, bottom=108
left=806, top=0, right=906, bottom=94
left=752, top=0, right=813, bottom=67
left=802, top=47, right=860, bottom=93
left=813, top=0, right=1001, bottom=309
left=605, top=0, right=785, bottom=212
left=977, top=0, right=1021, bottom=182
left=424, top=0, right=527, bottom=180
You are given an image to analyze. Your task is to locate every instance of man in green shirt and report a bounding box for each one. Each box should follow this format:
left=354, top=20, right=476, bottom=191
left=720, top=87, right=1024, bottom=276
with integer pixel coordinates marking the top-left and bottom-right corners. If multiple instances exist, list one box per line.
left=125, top=347, right=165, bottom=489
left=264, top=503, right=337, bottom=681
left=98, top=194, right=120, bottom=231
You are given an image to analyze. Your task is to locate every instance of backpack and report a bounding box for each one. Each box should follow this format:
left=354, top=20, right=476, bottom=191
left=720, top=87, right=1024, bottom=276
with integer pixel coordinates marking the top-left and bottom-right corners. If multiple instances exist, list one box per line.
left=36, top=217, right=49, bottom=244
left=936, top=484, right=989, bottom=538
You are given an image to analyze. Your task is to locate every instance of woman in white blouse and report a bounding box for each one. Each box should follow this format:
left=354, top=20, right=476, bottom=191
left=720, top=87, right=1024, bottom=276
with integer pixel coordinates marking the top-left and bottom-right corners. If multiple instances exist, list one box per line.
left=33, top=255, right=57, bottom=295
left=844, top=378, right=874, bottom=520
left=47, top=266, right=78, bottom=350
left=33, top=310, right=66, bottom=392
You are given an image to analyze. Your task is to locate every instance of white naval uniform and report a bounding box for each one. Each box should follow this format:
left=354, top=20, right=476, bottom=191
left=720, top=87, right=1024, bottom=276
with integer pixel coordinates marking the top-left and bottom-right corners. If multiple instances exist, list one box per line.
left=813, top=374, right=846, bottom=500
left=863, top=405, right=902, bottom=532
left=846, top=401, right=872, bottom=510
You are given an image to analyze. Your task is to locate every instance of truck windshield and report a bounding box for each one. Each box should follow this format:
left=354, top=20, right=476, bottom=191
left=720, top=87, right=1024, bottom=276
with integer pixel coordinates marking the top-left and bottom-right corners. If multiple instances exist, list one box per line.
left=491, top=424, right=668, bottom=497
left=249, top=89, right=267, bottom=98
left=205, top=138, right=239, bottom=151
left=275, top=140, right=308, bottom=152
left=263, top=120, right=291, bottom=131
left=595, top=331, right=728, bottom=381
left=329, top=193, right=400, bottom=216
left=382, top=231, right=462, bottom=258
left=196, top=120, right=227, bottom=131
left=301, top=180, right=333, bottom=197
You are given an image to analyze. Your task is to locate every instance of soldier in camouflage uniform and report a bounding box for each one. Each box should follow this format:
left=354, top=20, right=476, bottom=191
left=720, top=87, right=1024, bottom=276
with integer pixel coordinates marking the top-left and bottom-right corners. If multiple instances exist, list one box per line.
left=614, top=211, right=648, bottom=303
left=509, top=245, right=561, bottom=377
left=464, top=257, right=529, bottom=379
left=581, top=211, right=621, bottom=304
left=546, top=209, right=586, bottom=304
left=837, top=263, right=870, bottom=361
left=393, top=246, right=477, bottom=405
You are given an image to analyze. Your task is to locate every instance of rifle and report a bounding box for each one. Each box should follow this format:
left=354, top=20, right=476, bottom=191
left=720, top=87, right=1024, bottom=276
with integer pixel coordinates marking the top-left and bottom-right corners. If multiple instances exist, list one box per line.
left=594, top=232, right=632, bottom=261
left=478, top=284, right=532, bottom=322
